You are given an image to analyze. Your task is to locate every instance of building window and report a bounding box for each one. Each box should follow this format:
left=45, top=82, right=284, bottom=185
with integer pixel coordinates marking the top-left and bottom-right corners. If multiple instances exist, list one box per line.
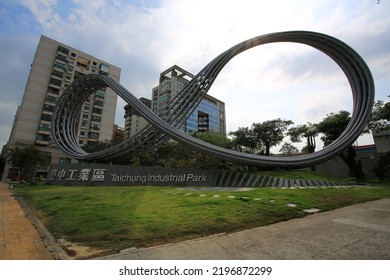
left=100, top=63, right=109, bottom=73
left=95, top=90, right=105, bottom=99
left=40, top=114, right=52, bottom=122
left=92, top=108, right=102, bottom=115
left=39, top=123, right=51, bottom=131
left=53, top=62, right=65, bottom=70
left=36, top=134, right=50, bottom=142
left=94, top=100, right=104, bottom=107
left=88, top=132, right=99, bottom=139
left=43, top=104, right=54, bottom=112
left=91, top=115, right=101, bottom=122
left=56, top=54, right=68, bottom=62
left=90, top=124, right=100, bottom=131
left=59, top=158, right=71, bottom=164
left=49, top=78, right=62, bottom=87
left=48, top=86, right=60, bottom=95
left=81, top=121, right=87, bottom=129
left=45, top=95, right=58, bottom=103
left=76, top=56, right=90, bottom=70
left=58, top=46, right=69, bottom=54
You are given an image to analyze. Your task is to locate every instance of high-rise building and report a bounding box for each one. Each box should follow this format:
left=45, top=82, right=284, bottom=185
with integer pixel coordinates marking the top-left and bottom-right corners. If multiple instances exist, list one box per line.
left=123, top=97, right=151, bottom=139
left=2, top=35, right=121, bottom=180
left=151, top=65, right=226, bottom=134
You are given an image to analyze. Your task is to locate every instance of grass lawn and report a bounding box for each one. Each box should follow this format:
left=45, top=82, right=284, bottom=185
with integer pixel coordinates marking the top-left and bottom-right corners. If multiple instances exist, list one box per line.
left=13, top=180, right=390, bottom=258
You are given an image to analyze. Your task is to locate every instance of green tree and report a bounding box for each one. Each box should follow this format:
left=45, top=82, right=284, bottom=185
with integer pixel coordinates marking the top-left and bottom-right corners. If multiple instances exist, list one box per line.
left=279, top=142, right=299, bottom=156
left=155, top=141, right=192, bottom=168
left=287, top=123, right=318, bottom=170
left=287, top=123, right=318, bottom=154
left=229, top=127, right=258, bottom=153
left=191, top=130, right=232, bottom=149
left=252, top=118, right=294, bottom=156
left=316, top=111, right=350, bottom=146
left=190, top=131, right=232, bottom=169
left=372, top=151, right=390, bottom=182
left=367, top=99, right=390, bottom=133
left=155, top=131, right=232, bottom=169
left=83, top=140, right=112, bottom=153
left=316, top=110, right=366, bottom=180
left=7, top=146, right=49, bottom=183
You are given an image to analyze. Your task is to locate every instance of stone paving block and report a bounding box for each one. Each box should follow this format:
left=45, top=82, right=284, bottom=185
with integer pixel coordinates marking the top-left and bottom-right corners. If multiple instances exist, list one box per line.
left=0, top=182, right=53, bottom=260
left=303, top=208, right=321, bottom=214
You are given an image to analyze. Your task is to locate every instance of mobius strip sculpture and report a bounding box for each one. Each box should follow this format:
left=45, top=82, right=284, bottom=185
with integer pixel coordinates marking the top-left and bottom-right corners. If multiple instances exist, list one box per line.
left=52, top=31, right=375, bottom=168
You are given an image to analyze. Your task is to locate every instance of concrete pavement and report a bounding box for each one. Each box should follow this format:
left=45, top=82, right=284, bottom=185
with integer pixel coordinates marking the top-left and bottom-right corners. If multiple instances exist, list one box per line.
left=95, top=196, right=390, bottom=260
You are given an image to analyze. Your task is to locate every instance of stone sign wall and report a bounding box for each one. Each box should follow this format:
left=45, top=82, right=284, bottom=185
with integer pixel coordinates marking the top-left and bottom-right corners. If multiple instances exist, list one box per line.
left=46, top=163, right=217, bottom=186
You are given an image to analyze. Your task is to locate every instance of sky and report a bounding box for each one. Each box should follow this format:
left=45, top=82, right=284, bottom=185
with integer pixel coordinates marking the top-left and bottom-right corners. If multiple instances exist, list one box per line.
left=0, top=0, right=389, bottom=153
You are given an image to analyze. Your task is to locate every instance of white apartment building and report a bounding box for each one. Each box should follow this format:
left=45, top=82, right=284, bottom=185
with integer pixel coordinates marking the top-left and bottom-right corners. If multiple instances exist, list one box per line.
left=2, top=35, right=121, bottom=180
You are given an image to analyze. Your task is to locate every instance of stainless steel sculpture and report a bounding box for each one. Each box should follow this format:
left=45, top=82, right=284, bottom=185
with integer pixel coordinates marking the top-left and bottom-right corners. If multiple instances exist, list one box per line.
left=52, top=31, right=375, bottom=167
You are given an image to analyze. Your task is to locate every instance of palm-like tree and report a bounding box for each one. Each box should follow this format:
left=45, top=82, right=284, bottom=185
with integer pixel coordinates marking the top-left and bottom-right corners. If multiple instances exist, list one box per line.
left=7, top=146, right=49, bottom=183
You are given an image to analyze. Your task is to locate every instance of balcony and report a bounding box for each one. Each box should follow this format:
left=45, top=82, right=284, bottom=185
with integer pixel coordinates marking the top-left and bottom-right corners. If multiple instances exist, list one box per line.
left=37, top=127, right=51, bottom=135
left=55, top=54, right=68, bottom=63
left=35, top=139, right=50, bottom=146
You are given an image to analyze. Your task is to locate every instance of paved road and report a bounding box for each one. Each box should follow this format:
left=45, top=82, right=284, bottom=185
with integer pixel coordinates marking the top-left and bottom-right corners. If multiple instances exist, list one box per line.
left=95, top=197, right=390, bottom=260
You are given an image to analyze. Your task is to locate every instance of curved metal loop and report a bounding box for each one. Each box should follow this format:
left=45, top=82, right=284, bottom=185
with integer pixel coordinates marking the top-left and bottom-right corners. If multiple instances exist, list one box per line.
left=52, top=31, right=375, bottom=167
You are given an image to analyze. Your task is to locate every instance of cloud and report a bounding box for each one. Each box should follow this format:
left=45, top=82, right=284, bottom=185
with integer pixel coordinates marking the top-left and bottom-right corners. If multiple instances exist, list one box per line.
left=20, top=0, right=61, bottom=30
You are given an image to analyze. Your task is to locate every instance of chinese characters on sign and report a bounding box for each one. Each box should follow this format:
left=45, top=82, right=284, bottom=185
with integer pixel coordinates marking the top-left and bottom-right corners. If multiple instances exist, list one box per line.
left=48, top=168, right=107, bottom=182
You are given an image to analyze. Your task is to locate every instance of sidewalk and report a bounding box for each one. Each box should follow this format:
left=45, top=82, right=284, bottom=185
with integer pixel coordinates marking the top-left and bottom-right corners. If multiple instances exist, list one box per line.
left=96, top=196, right=390, bottom=260
left=0, top=181, right=53, bottom=260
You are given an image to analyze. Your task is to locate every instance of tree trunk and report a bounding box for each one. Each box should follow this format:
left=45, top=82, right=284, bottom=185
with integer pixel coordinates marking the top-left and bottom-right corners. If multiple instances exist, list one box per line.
left=307, top=136, right=316, bottom=171
left=265, top=142, right=271, bottom=156
left=339, top=146, right=366, bottom=181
